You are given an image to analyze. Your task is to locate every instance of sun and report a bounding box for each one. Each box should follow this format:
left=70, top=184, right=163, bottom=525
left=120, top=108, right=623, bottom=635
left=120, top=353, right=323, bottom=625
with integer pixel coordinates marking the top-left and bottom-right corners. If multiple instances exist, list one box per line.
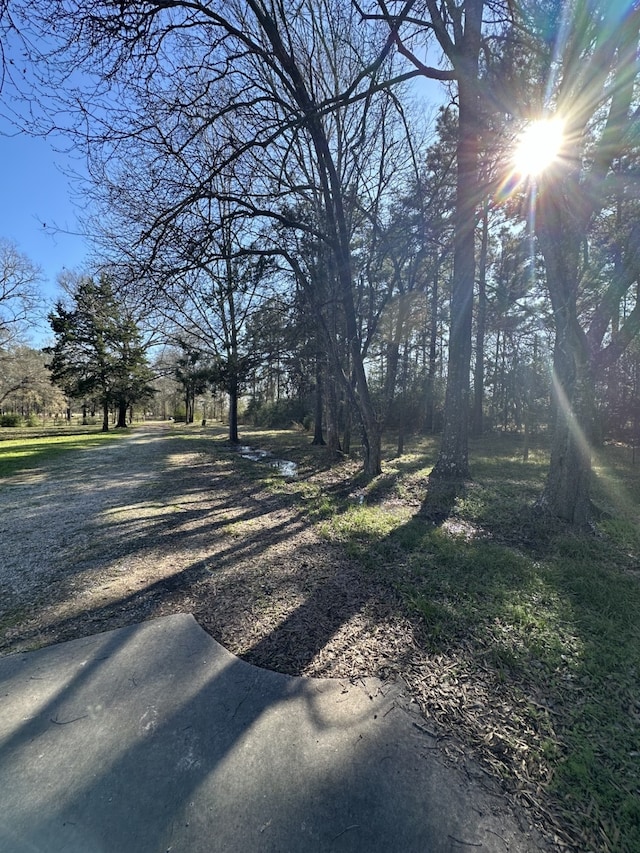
left=513, top=118, right=565, bottom=177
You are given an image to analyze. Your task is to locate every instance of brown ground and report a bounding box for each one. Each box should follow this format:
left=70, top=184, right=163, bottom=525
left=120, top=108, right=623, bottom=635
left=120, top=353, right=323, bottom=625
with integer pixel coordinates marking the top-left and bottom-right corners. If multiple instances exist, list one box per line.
left=1, top=423, right=566, bottom=850
left=1, top=424, right=412, bottom=680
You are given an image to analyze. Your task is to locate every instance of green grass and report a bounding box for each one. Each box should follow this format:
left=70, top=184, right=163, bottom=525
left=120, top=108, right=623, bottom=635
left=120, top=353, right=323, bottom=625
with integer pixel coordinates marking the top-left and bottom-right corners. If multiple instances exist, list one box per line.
left=298, top=431, right=640, bottom=852
left=0, top=606, right=28, bottom=633
left=0, top=430, right=128, bottom=479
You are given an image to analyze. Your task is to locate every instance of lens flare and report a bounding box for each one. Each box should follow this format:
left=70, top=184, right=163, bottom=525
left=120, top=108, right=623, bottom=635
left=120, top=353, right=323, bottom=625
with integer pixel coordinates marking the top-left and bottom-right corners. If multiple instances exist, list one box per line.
left=513, top=118, right=565, bottom=177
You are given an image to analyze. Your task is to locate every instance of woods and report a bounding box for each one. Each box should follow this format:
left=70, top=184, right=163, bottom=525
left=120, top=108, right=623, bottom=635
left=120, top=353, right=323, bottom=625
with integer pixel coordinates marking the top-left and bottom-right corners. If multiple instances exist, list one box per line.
left=1, top=0, right=640, bottom=523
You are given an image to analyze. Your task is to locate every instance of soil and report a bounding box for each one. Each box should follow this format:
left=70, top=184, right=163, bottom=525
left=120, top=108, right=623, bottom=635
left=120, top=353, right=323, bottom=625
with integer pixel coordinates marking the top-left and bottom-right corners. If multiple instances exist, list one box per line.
left=1, top=423, right=564, bottom=850
left=0, top=424, right=412, bottom=679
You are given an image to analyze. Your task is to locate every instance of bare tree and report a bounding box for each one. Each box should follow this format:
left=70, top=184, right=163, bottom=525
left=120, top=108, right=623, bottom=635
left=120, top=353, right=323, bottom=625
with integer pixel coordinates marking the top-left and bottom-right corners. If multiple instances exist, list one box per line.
left=8, top=0, right=422, bottom=475
left=364, top=0, right=514, bottom=506
left=0, top=238, right=42, bottom=347
left=0, top=345, right=62, bottom=414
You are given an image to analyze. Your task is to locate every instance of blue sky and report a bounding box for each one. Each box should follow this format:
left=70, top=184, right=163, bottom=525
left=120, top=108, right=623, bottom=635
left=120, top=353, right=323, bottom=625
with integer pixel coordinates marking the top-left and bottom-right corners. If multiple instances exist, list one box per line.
left=0, top=58, right=444, bottom=350
left=0, top=124, right=90, bottom=307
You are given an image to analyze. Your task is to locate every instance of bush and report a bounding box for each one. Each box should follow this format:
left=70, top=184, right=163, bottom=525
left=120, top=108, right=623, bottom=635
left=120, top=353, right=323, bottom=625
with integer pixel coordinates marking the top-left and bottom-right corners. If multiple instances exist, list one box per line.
left=0, top=414, right=23, bottom=428
left=244, top=398, right=311, bottom=428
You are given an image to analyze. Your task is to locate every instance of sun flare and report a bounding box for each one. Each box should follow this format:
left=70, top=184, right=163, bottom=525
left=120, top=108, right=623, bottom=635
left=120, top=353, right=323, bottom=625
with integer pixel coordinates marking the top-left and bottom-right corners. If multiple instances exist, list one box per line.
left=513, top=118, right=565, bottom=177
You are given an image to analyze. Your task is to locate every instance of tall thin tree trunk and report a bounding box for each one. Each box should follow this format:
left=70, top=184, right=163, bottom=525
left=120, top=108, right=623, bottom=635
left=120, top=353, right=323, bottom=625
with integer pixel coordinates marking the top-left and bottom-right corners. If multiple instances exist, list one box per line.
left=397, top=343, right=410, bottom=456
left=490, top=330, right=501, bottom=427
left=260, top=10, right=381, bottom=477
left=228, top=381, right=239, bottom=444
left=472, top=200, right=489, bottom=437
left=535, top=176, right=594, bottom=524
left=425, top=264, right=440, bottom=433
left=325, top=367, right=341, bottom=457
left=430, top=73, right=479, bottom=488
left=312, top=348, right=326, bottom=446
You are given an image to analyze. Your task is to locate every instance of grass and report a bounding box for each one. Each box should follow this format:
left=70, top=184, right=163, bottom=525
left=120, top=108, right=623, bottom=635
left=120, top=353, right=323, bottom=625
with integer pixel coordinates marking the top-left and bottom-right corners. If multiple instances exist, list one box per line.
left=271, top=430, right=639, bottom=853
left=0, top=429, right=129, bottom=479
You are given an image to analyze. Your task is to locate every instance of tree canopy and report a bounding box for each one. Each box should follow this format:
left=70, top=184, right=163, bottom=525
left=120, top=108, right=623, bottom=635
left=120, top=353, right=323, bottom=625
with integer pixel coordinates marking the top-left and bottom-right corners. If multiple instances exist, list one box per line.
left=45, top=276, right=155, bottom=431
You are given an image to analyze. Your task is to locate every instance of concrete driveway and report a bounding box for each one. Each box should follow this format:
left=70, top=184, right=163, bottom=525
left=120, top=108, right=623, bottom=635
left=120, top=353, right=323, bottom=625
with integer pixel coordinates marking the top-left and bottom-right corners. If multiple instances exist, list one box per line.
left=0, top=614, right=547, bottom=852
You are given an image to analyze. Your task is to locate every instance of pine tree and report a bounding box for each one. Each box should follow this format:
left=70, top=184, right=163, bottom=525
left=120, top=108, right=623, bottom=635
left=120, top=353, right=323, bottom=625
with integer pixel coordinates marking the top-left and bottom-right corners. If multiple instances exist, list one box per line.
left=46, top=276, right=154, bottom=430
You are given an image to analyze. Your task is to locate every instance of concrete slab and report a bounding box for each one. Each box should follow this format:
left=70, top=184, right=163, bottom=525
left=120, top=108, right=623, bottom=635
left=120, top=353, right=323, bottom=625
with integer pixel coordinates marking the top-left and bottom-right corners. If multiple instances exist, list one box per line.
left=0, top=614, right=544, bottom=852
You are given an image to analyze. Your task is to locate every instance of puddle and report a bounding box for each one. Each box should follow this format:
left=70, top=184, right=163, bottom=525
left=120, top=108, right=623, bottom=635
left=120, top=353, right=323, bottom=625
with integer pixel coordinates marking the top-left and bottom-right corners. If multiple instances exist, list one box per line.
left=270, top=459, right=298, bottom=478
left=237, top=446, right=298, bottom=478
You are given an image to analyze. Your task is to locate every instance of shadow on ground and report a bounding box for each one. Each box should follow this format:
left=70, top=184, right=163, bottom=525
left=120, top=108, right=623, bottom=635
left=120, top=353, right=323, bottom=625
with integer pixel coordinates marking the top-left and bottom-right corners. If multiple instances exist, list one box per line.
left=0, top=614, right=548, bottom=852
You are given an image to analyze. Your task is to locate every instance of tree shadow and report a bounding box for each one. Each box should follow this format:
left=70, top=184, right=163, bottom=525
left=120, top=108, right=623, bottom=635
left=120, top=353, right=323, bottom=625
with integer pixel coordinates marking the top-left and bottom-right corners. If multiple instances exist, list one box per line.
left=0, top=424, right=319, bottom=651
left=1, top=423, right=414, bottom=696
left=358, top=472, right=640, bottom=851
left=0, top=424, right=571, bottom=849
left=0, top=613, right=550, bottom=852
left=418, top=473, right=465, bottom=525
left=0, top=616, right=390, bottom=851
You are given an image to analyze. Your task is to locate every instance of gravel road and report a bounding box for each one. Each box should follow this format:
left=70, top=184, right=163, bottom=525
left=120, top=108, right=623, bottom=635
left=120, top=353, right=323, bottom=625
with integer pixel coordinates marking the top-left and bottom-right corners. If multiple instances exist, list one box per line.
left=1, top=425, right=184, bottom=610
left=0, top=424, right=241, bottom=650
left=0, top=423, right=387, bottom=668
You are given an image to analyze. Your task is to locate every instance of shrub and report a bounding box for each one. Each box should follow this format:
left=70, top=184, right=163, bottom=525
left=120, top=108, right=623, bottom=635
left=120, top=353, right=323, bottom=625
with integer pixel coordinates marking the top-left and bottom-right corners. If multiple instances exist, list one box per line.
left=245, top=398, right=311, bottom=428
left=0, top=414, right=23, bottom=427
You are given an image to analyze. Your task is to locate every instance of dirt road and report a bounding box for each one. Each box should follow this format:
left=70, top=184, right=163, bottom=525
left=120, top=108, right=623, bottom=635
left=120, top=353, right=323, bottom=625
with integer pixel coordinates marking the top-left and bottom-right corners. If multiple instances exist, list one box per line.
left=0, top=424, right=401, bottom=676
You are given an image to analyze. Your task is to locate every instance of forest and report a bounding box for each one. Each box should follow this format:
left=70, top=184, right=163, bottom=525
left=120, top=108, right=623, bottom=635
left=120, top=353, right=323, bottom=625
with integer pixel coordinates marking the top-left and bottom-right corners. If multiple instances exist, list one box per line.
left=1, top=1, right=639, bottom=527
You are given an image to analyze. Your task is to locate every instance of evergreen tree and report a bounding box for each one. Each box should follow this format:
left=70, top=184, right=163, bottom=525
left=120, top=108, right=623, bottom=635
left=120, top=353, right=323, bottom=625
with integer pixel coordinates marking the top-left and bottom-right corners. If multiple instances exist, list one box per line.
left=46, top=276, right=154, bottom=430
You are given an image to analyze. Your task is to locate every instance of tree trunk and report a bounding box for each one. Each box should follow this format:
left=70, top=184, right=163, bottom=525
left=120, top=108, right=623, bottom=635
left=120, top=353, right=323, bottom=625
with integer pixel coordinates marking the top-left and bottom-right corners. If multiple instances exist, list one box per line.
left=535, top=175, right=594, bottom=524
left=102, top=401, right=109, bottom=432
left=342, top=387, right=352, bottom=456
left=116, top=401, right=127, bottom=428
left=384, top=291, right=411, bottom=429
left=312, top=348, right=326, bottom=446
left=397, top=343, right=410, bottom=456
left=537, top=326, right=594, bottom=524
left=472, top=200, right=489, bottom=437
left=425, top=264, right=440, bottom=432
left=259, top=9, right=381, bottom=477
left=228, top=381, right=239, bottom=444
left=331, top=192, right=381, bottom=477
left=430, top=73, right=479, bottom=486
left=325, top=363, right=342, bottom=458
